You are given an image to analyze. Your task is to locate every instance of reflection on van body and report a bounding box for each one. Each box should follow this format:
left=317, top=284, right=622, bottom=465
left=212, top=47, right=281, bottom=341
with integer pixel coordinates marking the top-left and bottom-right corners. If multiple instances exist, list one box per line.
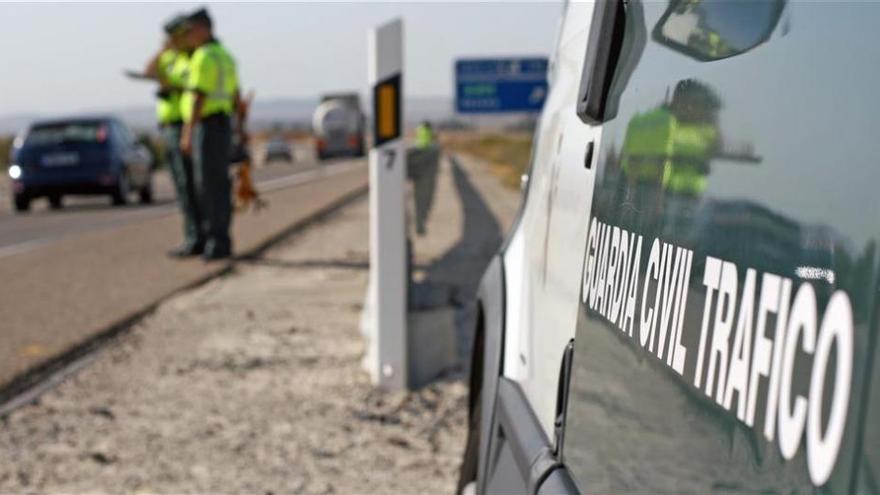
left=565, top=0, right=880, bottom=492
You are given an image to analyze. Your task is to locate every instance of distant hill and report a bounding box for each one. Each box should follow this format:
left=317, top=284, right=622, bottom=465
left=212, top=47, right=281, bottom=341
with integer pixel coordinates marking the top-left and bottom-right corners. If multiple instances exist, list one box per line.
left=0, top=114, right=41, bottom=136
left=0, top=96, right=460, bottom=136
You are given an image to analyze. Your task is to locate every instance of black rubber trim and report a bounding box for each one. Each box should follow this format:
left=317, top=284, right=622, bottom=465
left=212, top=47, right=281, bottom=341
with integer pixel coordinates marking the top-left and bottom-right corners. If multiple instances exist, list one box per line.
left=537, top=466, right=579, bottom=495
left=553, top=340, right=575, bottom=462
left=476, top=255, right=506, bottom=494
left=496, top=378, right=561, bottom=495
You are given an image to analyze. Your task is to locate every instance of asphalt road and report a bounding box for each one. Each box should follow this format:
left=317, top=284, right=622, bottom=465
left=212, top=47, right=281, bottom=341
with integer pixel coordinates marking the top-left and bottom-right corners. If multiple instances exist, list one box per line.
left=0, top=141, right=318, bottom=256
left=0, top=144, right=367, bottom=394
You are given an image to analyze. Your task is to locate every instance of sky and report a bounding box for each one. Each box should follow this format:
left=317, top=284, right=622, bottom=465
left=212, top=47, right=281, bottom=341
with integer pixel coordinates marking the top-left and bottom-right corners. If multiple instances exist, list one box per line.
left=0, top=2, right=563, bottom=117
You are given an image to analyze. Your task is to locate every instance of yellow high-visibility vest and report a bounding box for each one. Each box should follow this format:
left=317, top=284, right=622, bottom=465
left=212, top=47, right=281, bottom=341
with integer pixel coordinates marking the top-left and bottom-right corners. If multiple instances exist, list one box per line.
left=181, top=41, right=238, bottom=122
left=156, top=49, right=189, bottom=124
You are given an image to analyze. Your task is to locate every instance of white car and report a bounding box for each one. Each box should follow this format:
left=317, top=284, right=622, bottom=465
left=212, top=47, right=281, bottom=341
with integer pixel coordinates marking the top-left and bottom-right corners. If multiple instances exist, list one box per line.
left=262, top=136, right=293, bottom=163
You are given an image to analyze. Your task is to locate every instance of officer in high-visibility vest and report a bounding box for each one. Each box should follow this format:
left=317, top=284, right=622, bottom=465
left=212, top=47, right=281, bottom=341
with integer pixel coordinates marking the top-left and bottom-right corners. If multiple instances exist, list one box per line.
left=145, top=14, right=204, bottom=257
left=415, top=121, right=435, bottom=149
left=664, top=80, right=720, bottom=198
left=180, top=8, right=244, bottom=260
left=410, top=121, right=439, bottom=235
left=619, top=79, right=720, bottom=236
left=618, top=106, right=675, bottom=224
left=620, top=107, right=676, bottom=187
left=663, top=80, right=720, bottom=239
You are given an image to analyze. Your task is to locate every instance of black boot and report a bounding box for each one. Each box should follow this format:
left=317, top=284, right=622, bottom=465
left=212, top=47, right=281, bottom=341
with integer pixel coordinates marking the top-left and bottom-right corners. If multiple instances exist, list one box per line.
left=167, top=243, right=204, bottom=258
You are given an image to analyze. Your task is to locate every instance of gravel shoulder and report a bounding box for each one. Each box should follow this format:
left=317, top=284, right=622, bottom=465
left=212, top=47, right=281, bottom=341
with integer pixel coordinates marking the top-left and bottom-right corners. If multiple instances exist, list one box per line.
left=0, top=197, right=466, bottom=494
left=0, top=152, right=519, bottom=494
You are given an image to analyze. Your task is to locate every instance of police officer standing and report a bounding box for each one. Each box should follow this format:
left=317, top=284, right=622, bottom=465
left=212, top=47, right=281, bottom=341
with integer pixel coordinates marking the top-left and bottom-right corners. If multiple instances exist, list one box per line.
left=415, top=120, right=435, bottom=149
left=180, top=8, right=244, bottom=260
left=145, top=14, right=204, bottom=257
left=410, top=121, right=439, bottom=235
left=617, top=79, right=720, bottom=237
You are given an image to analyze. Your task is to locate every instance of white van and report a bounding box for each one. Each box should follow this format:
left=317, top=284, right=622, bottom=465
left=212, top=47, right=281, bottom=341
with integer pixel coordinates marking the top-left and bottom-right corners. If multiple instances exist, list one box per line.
left=457, top=1, right=880, bottom=493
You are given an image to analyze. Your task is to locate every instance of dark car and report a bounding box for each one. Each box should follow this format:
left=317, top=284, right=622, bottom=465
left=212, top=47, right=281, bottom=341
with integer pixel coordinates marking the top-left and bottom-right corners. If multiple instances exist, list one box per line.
left=8, top=116, right=153, bottom=212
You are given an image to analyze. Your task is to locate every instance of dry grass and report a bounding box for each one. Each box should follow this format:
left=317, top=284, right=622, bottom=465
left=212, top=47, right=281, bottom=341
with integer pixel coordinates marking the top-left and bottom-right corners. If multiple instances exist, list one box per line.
left=441, top=132, right=533, bottom=189
left=0, top=136, right=12, bottom=169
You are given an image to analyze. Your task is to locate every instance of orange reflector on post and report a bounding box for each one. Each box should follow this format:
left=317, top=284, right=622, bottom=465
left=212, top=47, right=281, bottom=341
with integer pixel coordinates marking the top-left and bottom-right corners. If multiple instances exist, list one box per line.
left=373, top=73, right=401, bottom=147
left=378, top=85, right=396, bottom=139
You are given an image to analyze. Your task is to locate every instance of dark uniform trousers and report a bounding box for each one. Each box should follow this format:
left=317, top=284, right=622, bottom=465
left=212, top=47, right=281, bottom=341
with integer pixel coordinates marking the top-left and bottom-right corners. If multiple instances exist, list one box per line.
left=193, top=114, right=233, bottom=257
left=162, top=123, right=204, bottom=250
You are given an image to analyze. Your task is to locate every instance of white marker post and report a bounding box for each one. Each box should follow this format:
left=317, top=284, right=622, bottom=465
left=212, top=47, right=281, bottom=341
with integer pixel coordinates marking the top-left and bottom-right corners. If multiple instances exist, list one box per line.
left=365, top=18, right=407, bottom=391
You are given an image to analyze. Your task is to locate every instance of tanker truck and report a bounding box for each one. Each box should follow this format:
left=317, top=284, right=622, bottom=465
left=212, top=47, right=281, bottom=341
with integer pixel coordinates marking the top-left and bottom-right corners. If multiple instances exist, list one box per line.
left=312, top=93, right=366, bottom=161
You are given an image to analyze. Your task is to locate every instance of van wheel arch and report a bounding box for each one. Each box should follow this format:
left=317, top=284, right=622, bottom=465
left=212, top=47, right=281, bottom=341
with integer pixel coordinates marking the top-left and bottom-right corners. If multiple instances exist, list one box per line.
left=457, top=255, right=506, bottom=494
left=458, top=302, right=486, bottom=494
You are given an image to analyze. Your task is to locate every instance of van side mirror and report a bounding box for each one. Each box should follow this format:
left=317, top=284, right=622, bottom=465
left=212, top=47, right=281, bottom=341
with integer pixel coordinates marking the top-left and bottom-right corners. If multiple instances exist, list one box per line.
left=653, top=0, right=786, bottom=62
left=576, top=0, right=626, bottom=125
left=576, top=0, right=646, bottom=126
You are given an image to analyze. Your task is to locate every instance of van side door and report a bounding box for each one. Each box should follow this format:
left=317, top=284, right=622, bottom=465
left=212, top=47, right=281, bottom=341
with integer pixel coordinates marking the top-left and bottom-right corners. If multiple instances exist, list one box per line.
left=560, top=0, right=880, bottom=492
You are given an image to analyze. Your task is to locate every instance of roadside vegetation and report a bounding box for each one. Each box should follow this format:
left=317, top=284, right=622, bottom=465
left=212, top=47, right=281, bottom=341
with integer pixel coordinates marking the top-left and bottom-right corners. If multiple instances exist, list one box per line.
left=0, top=135, right=12, bottom=169
left=442, top=132, right=533, bottom=189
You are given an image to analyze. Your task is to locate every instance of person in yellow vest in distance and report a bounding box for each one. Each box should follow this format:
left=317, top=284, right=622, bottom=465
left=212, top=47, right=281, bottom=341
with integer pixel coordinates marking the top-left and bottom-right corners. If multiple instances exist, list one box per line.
left=415, top=121, right=435, bottom=149
left=180, top=8, right=245, bottom=261
left=410, top=121, right=440, bottom=235
left=618, top=79, right=720, bottom=236
left=143, top=15, right=205, bottom=258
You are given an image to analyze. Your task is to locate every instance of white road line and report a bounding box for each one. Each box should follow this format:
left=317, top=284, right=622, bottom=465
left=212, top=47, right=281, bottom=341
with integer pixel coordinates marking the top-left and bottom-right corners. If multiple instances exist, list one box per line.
left=0, top=238, right=55, bottom=259
left=258, top=161, right=361, bottom=192
left=0, top=161, right=364, bottom=260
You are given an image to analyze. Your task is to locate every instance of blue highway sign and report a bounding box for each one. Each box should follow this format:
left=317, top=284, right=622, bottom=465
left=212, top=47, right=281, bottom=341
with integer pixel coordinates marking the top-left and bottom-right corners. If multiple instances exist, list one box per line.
left=455, top=57, right=549, bottom=114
